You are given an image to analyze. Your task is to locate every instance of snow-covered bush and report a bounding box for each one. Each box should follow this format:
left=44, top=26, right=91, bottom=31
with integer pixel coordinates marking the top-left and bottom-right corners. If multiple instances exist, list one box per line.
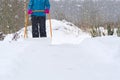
left=117, top=27, right=120, bottom=37
left=107, top=24, right=114, bottom=35
left=90, top=26, right=101, bottom=37
left=0, top=32, right=5, bottom=41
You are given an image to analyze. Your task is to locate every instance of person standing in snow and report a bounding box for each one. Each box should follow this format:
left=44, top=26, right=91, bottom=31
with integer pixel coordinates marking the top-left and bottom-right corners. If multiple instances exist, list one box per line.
left=28, top=0, right=50, bottom=38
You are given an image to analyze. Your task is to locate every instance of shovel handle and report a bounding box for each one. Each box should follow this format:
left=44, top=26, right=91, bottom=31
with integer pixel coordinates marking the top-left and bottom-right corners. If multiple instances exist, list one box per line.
left=33, top=10, right=44, bottom=12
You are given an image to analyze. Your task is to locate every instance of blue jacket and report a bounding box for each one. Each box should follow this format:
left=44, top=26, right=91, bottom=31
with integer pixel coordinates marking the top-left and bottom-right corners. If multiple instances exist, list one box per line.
left=28, top=0, right=50, bottom=16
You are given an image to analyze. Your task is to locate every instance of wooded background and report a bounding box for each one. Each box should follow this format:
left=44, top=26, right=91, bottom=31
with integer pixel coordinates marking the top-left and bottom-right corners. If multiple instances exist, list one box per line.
left=0, top=0, right=120, bottom=34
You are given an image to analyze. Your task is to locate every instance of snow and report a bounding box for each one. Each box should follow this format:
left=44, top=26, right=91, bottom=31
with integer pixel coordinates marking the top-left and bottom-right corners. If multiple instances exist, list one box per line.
left=0, top=19, right=120, bottom=80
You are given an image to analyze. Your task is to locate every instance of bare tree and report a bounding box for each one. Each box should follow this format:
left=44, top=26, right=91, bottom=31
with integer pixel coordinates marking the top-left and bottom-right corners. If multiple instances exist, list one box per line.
left=0, top=0, right=24, bottom=34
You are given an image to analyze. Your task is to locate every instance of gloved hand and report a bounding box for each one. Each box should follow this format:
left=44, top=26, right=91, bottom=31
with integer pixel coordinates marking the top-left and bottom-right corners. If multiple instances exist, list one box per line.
left=28, top=9, right=32, bottom=14
left=44, top=9, right=49, bottom=14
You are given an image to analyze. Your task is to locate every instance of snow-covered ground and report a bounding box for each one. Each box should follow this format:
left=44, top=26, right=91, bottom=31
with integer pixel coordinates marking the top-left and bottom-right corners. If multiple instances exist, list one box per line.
left=0, top=19, right=120, bottom=80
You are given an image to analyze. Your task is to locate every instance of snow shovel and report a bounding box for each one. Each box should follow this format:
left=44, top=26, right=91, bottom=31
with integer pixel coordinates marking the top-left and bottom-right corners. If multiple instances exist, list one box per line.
left=24, top=2, right=29, bottom=38
left=24, top=11, right=29, bottom=38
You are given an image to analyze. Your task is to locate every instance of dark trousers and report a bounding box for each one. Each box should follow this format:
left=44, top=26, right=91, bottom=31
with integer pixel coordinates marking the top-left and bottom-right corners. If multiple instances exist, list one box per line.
left=31, top=15, right=47, bottom=38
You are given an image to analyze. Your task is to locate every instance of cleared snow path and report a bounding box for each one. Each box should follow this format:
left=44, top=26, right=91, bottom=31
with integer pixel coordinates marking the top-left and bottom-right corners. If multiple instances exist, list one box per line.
left=0, top=37, right=120, bottom=80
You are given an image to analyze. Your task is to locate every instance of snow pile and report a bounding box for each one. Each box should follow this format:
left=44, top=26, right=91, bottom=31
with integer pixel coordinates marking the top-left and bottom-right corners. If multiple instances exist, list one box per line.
left=4, top=19, right=90, bottom=44
left=47, top=19, right=90, bottom=44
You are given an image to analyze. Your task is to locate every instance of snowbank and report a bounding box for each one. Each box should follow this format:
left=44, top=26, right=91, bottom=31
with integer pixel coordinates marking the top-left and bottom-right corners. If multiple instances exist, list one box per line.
left=4, top=19, right=90, bottom=44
